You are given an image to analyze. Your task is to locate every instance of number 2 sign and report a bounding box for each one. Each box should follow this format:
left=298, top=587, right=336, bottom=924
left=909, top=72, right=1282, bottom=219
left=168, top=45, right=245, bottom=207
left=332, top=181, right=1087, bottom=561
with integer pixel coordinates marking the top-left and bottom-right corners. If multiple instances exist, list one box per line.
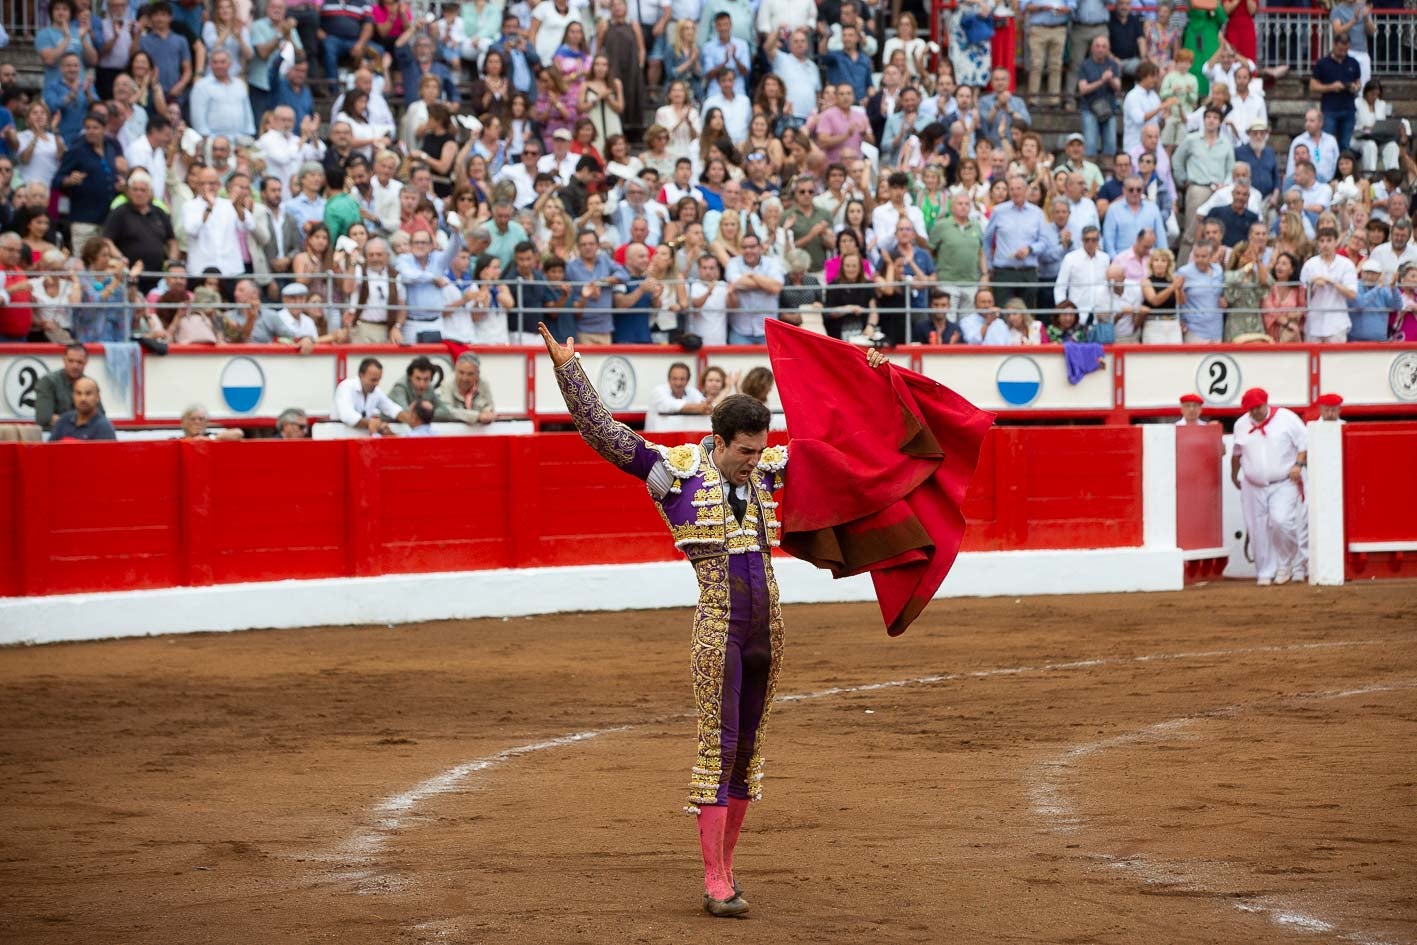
left=1194, top=354, right=1241, bottom=405
left=3, top=357, right=49, bottom=418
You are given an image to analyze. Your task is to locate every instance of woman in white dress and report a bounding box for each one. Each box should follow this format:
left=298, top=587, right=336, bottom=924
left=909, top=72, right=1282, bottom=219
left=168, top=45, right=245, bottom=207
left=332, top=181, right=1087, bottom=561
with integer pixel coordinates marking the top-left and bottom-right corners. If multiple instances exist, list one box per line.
left=883, top=12, right=931, bottom=85
left=654, top=79, right=701, bottom=163
left=529, top=0, right=581, bottom=67
left=17, top=101, right=64, bottom=188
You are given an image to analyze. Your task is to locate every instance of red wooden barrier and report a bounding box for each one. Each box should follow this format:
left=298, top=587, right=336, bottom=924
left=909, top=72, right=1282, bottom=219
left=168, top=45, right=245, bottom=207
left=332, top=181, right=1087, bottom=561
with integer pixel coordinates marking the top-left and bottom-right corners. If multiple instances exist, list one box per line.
left=1176, top=425, right=1227, bottom=581
left=0, top=426, right=1147, bottom=599
left=1343, top=422, right=1417, bottom=580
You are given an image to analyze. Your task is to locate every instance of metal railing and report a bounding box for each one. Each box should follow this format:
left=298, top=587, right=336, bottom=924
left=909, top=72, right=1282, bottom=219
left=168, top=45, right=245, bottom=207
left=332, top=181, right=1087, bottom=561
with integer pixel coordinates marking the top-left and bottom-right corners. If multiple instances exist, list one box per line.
left=1256, top=8, right=1417, bottom=77
left=10, top=268, right=1330, bottom=348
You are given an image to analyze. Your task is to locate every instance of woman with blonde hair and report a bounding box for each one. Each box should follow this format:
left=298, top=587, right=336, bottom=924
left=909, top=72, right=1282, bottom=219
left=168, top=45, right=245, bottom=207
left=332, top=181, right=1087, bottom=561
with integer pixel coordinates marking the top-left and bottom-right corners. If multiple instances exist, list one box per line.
left=665, top=19, right=701, bottom=91
left=743, top=113, right=786, bottom=176
left=540, top=203, right=578, bottom=261
left=1141, top=247, right=1184, bottom=344
left=1003, top=298, right=1043, bottom=345
left=708, top=210, right=744, bottom=268
left=655, top=79, right=701, bottom=164
left=1273, top=208, right=1311, bottom=262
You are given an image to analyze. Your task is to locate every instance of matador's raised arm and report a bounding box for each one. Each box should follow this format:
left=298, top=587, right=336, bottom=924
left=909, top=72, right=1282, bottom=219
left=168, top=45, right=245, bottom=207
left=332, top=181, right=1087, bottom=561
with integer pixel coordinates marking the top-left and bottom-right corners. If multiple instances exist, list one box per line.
left=540, top=323, right=664, bottom=481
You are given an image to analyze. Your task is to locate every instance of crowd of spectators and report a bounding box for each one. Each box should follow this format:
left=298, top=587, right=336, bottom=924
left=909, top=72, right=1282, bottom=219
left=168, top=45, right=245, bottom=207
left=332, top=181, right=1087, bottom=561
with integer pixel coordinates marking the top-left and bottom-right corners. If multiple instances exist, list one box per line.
left=1, top=0, right=1416, bottom=360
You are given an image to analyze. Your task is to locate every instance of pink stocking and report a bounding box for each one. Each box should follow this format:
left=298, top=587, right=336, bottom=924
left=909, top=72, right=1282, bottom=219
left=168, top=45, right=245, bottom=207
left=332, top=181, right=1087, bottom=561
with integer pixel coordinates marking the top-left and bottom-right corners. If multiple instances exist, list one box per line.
left=723, top=798, right=750, bottom=887
left=696, top=805, right=734, bottom=900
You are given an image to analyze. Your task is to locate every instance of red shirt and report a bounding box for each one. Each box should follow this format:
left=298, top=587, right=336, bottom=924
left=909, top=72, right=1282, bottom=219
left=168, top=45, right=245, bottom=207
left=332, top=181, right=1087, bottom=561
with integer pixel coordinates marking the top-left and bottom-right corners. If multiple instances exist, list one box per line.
left=0, top=266, right=33, bottom=338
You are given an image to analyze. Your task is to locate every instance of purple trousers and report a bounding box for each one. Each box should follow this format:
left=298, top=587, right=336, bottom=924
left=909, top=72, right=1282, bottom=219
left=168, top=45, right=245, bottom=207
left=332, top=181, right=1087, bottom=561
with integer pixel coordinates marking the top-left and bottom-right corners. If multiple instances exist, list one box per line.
left=689, top=551, right=783, bottom=807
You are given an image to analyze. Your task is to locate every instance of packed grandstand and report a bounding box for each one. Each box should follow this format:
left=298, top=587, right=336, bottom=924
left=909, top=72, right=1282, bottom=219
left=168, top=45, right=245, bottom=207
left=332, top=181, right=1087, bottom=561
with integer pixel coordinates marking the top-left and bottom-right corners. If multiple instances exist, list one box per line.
left=0, top=0, right=1414, bottom=437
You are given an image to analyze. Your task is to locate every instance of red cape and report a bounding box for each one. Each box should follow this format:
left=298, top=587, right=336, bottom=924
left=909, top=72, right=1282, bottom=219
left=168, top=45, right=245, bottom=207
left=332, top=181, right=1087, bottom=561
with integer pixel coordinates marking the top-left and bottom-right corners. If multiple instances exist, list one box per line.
left=765, top=321, right=994, bottom=636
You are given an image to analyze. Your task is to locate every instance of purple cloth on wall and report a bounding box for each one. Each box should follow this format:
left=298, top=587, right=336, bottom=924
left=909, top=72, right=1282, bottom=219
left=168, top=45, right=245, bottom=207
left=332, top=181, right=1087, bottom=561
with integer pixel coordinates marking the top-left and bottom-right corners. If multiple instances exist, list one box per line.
left=1063, top=341, right=1105, bottom=385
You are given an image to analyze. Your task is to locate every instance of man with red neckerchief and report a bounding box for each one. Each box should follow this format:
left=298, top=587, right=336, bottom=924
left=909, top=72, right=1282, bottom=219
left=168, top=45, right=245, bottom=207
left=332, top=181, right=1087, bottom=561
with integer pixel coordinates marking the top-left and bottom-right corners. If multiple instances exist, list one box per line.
left=1231, top=387, right=1307, bottom=586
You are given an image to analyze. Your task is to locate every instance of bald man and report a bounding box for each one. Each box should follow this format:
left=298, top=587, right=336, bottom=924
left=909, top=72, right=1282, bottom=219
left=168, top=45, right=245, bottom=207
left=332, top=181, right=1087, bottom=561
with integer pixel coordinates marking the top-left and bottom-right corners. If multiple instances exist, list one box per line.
left=49, top=377, right=118, bottom=441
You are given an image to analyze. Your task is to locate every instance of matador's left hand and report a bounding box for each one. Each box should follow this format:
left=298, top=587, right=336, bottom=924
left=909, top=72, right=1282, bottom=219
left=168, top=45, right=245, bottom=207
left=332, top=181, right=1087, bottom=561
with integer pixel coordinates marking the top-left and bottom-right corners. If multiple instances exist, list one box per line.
left=866, top=348, right=888, bottom=369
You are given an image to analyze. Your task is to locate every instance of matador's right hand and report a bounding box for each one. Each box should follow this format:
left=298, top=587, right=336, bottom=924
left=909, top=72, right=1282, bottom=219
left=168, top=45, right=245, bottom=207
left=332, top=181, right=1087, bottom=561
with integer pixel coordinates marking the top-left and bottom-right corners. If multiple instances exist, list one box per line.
left=537, top=322, right=576, bottom=368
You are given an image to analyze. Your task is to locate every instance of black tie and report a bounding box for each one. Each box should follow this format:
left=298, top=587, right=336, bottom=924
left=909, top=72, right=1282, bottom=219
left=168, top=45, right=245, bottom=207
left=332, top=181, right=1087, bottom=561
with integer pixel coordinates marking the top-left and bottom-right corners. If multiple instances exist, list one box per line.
left=727, top=486, right=747, bottom=524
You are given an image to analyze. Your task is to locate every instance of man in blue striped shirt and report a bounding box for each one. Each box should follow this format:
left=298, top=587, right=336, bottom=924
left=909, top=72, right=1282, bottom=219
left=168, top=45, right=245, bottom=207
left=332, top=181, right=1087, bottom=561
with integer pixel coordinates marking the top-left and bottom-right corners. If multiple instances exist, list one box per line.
left=982, top=176, right=1050, bottom=310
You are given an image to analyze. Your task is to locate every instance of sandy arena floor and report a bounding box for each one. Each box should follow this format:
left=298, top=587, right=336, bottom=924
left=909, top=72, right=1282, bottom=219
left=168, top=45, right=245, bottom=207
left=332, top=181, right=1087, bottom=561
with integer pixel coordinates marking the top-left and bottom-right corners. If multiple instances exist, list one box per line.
left=1, top=581, right=1414, bottom=945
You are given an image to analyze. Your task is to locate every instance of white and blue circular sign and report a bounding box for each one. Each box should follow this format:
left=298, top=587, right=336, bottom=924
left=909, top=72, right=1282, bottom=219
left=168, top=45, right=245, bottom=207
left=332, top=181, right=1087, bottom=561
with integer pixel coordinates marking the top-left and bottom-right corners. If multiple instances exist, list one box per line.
left=220, top=357, right=265, bottom=413
left=995, top=356, right=1042, bottom=407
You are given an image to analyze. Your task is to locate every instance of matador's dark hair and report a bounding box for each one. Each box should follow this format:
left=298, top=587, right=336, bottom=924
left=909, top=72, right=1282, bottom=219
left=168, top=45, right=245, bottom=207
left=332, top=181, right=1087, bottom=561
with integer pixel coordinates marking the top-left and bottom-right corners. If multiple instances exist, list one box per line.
left=711, top=394, right=770, bottom=445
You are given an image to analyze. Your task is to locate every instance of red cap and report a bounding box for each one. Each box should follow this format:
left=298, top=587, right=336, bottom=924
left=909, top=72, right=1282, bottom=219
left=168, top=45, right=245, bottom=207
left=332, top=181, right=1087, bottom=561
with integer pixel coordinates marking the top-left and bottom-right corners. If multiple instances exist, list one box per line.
left=1316, top=393, right=1344, bottom=407
left=1179, top=393, right=1204, bottom=404
left=1240, top=388, right=1269, bottom=411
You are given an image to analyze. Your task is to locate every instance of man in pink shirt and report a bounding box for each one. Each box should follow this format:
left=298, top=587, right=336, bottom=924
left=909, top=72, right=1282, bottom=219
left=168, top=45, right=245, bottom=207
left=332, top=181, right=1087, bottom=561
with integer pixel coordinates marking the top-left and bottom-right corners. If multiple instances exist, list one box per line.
left=807, top=83, right=873, bottom=163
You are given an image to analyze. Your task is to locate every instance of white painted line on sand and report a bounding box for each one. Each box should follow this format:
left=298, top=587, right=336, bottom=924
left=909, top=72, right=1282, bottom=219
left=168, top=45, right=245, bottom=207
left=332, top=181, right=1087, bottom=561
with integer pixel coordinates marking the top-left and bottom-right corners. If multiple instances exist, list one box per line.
left=1029, top=680, right=1417, bottom=945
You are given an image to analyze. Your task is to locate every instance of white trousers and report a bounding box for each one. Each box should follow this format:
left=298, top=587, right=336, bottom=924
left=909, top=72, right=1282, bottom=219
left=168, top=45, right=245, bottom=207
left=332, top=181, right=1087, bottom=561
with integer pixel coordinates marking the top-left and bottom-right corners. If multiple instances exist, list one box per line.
left=1294, top=472, right=1310, bottom=578
left=1241, top=478, right=1303, bottom=581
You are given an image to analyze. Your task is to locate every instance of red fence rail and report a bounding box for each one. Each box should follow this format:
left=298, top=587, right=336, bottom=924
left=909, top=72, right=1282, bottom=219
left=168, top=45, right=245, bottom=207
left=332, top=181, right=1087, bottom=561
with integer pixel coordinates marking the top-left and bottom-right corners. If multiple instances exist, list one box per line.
left=0, top=426, right=1146, bottom=599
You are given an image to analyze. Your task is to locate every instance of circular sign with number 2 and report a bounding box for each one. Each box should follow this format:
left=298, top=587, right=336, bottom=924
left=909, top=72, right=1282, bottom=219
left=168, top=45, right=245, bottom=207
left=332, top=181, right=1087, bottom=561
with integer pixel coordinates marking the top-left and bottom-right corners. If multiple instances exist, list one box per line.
left=3, top=357, right=50, bottom=417
left=1194, top=354, right=1241, bottom=405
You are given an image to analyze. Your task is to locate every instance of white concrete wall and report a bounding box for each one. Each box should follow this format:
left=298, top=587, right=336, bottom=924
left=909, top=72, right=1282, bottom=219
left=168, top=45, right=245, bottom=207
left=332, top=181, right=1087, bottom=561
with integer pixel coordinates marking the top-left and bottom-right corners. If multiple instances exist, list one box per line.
left=0, top=548, right=1184, bottom=646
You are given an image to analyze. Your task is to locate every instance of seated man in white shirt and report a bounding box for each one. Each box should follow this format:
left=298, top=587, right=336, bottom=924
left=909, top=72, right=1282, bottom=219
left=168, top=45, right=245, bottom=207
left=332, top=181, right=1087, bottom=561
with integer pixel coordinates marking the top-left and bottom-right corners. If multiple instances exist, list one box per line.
left=333, top=356, right=402, bottom=435
left=651, top=362, right=712, bottom=417
left=959, top=287, right=1011, bottom=345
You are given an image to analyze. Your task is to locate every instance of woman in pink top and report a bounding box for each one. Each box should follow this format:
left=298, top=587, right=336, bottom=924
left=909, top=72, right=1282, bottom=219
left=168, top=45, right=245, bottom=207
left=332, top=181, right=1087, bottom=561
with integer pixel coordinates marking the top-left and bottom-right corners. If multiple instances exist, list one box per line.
left=1394, top=262, right=1417, bottom=342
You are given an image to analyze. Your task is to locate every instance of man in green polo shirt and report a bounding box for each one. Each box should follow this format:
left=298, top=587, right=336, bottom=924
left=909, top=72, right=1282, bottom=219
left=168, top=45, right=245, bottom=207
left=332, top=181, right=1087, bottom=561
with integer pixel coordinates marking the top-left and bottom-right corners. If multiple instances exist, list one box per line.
left=783, top=175, right=837, bottom=272
left=928, top=191, right=986, bottom=313
left=322, top=162, right=363, bottom=243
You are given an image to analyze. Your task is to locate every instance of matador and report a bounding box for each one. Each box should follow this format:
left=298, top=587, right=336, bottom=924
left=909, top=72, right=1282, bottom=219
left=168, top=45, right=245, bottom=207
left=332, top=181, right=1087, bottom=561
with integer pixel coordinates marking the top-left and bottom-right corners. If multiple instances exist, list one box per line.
left=539, top=323, right=887, bottom=916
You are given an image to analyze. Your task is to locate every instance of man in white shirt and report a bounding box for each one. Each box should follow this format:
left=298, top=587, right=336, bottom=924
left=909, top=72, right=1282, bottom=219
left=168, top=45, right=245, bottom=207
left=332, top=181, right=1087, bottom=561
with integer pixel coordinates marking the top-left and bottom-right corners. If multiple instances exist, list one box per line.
left=1054, top=226, right=1111, bottom=326
left=370, top=149, right=402, bottom=231
left=183, top=165, right=257, bottom=278
left=1121, top=61, right=1166, bottom=154
left=538, top=129, right=581, bottom=185
left=1231, top=386, right=1307, bottom=586
left=257, top=105, right=326, bottom=196
left=345, top=237, right=401, bottom=343
left=1176, top=392, right=1209, bottom=425
left=333, top=357, right=402, bottom=435
left=495, top=137, right=543, bottom=207
left=1225, top=65, right=1267, bottom=141
left=651, top=362, right=711, bottom=417
left=764, top=28, right=821, bottom=122
left=959, top=288, right=1010, bottom=345
left=1099, top=263, right=1146, bottom=342
left=701, top=69, right=751, bottom=143
left=123, top=113, right=173, bottom=204
left=1367, top=218, right=1417, bottom=277
left=1299, top=226, right=1357, bottom=342
left=1286, top=108, right=1340, bottom=182
left=870, top=170, right=926, bottom=254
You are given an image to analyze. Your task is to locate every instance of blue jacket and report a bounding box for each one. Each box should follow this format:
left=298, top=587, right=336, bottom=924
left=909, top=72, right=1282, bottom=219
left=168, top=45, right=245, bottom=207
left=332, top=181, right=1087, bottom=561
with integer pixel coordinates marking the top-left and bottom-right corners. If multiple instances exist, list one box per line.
left=1349, top=283, right=1399, bottom=341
